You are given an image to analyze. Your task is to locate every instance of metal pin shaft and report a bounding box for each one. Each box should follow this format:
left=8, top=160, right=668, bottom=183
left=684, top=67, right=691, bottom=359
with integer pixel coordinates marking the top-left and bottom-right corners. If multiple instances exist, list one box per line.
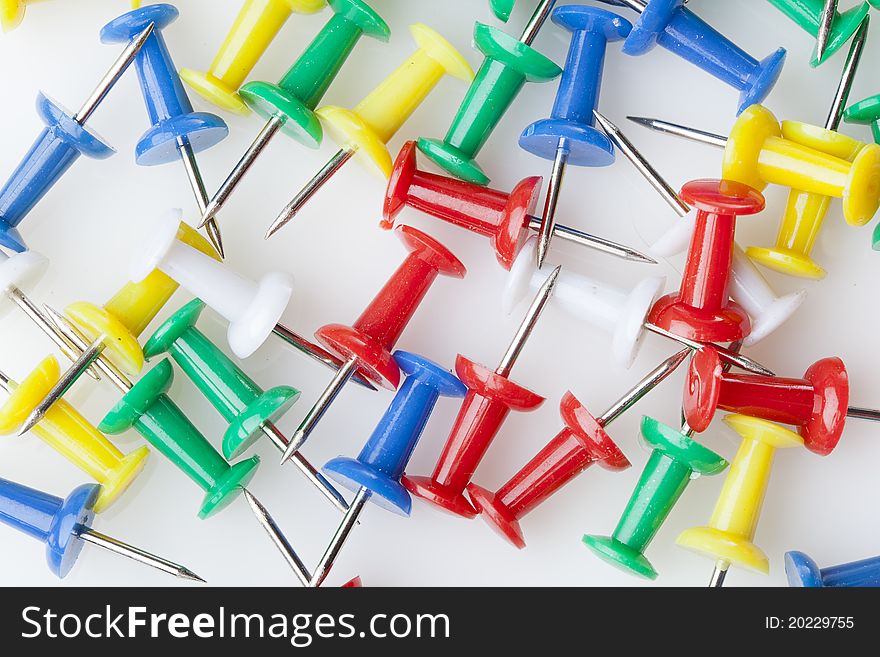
left=709, top=560, right=729, bottom=587
left=266, top=147, right=357, bottom=240
left=626, top=116, right=727, bottom=148
left=309, top=487, right=371, bottom=588
left=520, top=0, right=557, bottom=46
left=525, top=215, right=656, bottom=263
left=272, top=323, right=377, bottom=390
left=76, top=526, right=205, bottom=582
left=496, top=266, right=560, bottom=377
left=598, top=349, right=690, bottom=426
left=816, top=0, right=839, bottom=65
left=242, top=489, right=312, bottom=586
left=536, top=140, right=569, bottom=269
left=177, top=135, right=225, bottom=259
left=18, top=337, right=106, bottom=436
left=644, top=323, right=773, bottom=376
left=199, top=116, right=284, bottom=230
left=73, top=23, right=155, bottom=124
left=279, top=356, right=360, bottom=465
left=825, top=15, right=869, bottom=131
left=846, top=406, right=880, bottom=421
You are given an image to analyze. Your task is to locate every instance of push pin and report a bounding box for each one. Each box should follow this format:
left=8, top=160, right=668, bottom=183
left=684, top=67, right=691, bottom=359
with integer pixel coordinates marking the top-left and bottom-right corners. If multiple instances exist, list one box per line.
left=519, top=5, right=631, bottom=267
left=603, top=0, right=786, bottom=114
left=677, top=414, right=802, bottom=586
left=0, top=250, right=105, bottom=379
left=628, top=104, right=880, bottom=227
left=134, top=208, right=293, bottom=359
left=402, top=268, right=558, bottom=518
left=841, top=96, right=880, bottom=249
left=142, top=298, right=354, bottom=514
left=0, top=22, right=153, bottom=252
left=767, top=0, right=869, bottom=65
left=416, top=1, right=561, bottom=185
left=785, top=549, right=880, bottom=587
left=0, top=477, right=202, bottom=581
left=647, top=179, right=765, bottom=344
left=383, top=142, right=655, bottom=268
left=583, top=415, right=728, bottom=579
left=180, top=0, right=327, bottom=114
left=593, top=111, right=808, bottom=344
left=100, top=359, right=261, bottom=519
left=278, top=225, right=466, bottom=465
left=311, top=350, right=467, bottom=586
left=101, top=4, right=228, bottom=257
left=683, top=345, right=852, bottom=456
left=469, top=352, right=692, bottom=548
left=0, top=358, right=149, bottom=513
left=264, top=23, right=474, bottom=238
left=505, top=237, right=770, bottom=373
left=198, top=0, right=391, bottom=227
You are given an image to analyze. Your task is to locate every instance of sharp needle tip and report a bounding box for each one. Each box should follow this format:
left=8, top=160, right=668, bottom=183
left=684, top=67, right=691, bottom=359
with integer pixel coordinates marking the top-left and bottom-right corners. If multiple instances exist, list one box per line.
left=179, top=567, right=207, bottom=583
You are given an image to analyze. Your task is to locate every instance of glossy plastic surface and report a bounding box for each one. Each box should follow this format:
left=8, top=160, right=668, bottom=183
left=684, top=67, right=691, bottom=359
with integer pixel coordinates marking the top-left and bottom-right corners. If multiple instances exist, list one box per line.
left=316, top=225, right=465, bottom=389
left=843, top=93, right=880, bottom=249
left=324, top=351, right=466, bottom=515
left=490, top=0, right=516, bottom=21
left=318, top=23, right=473, bottom=178
left=101, top=4, right=229, bottom=166
left=583, top=415, right=727, bottom=579
left=417, top=22, right=560, bottom=184
left=766, top=0, right=869, bottom=66
left=99, top=359, right=259, bottom=519
left=746, top=123, right=865, bottom=279
left=505, top=237, right=665, bottom=367
left=621, top=0, right=786, bottom=114
left=785, top=550, right=880, bottom=587
left=0, top=93, right=115, bottom=252
left=683, top=345, right=848, bottom=456
left=0, top=479, right=99, bottom=578
left=648, top=179, right=763, bottom=343
left=677, top=414, right=803, bottom=574
left=519, top=6, right=630, bottom=166
left=384, top=141, right=540, bottom=269
left=724, top=105, right=880, bottom=226
left=180, top=0, right=328, bottom=114
left=240, top=0, right=389, bottom=145
left=0, top=357, right=149, bottom=513
left=65, top=222, right=219, bottom=375
left=135, top=209, right=294, bottom=358
left=402, top=354, right=545, bottom=518
left=468, top=391, right=629, bottom=548
left=144, top=299, right=300, bottom=460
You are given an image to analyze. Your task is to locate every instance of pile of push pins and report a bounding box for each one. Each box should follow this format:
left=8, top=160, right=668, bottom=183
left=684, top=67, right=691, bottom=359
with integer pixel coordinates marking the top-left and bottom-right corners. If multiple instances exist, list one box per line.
left=0, top=0, right=879, bottom=588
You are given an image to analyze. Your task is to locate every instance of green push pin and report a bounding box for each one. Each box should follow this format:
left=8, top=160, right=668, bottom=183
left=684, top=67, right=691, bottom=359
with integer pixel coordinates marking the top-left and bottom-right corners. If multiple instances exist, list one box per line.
left=417, top=0, right=561, bottom=185
left=490, top=0, right=516, bottom=21
left=142, top=299, right=352, bottom=514
left=844, top=90, right=880, bottom=249
left=199, top=0, right=391, bottom=229
left=766, top=0, right=872, bottom=66
left=99, top=359, right=259, bottom=519
left=582, top=415, right=728, bottom=580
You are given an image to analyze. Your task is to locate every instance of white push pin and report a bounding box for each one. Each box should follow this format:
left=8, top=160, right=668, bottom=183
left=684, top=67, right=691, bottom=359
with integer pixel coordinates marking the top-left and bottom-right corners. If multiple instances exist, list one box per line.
left=132, top=209, right=293, bottom=358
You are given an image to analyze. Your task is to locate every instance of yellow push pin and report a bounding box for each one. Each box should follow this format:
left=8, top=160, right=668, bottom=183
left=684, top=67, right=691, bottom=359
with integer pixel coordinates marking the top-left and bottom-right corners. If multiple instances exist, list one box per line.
left=180, top=0, right=326, bottom=114
left=0, top=357, right=150, bottom=513
left=676, top=413, right=803, bottom=586
left=264, top=23, right=474, bottom=238
left=1, top=2, right=145, bottom=31
left=723, top=104, right=880, bottom=227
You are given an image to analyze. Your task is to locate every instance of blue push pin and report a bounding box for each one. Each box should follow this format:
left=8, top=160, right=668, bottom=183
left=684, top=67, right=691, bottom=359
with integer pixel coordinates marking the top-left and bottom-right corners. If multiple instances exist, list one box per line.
left=309, top=351, right=467, bottom=586
left=786, top=550, right=880, bottom=587
left=101, top=4, right=228, bottom=257
left=0, top=23, right=155, bottom=252
left=0, top=477, right=203, bottom=580
left=604, top=0, right=786, bottom=115
left=519, top=5, right=631, bottom=268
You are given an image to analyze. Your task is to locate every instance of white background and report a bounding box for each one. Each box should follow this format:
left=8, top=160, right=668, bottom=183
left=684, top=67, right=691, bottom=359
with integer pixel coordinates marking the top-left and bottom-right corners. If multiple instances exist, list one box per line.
left=0, top=0, right=878, bottom=587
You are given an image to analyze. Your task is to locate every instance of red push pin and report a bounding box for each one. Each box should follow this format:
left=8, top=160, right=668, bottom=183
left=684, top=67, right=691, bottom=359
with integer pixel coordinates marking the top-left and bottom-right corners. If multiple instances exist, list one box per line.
left=279, top=225, right=466, bottom=464
left=402, top=267, right=560, bottom=518
left=647, top=179, right=765, bottom=344
left=383, top=141, right=654, bottom=269
left=683, top=346, right=849, bottom=456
